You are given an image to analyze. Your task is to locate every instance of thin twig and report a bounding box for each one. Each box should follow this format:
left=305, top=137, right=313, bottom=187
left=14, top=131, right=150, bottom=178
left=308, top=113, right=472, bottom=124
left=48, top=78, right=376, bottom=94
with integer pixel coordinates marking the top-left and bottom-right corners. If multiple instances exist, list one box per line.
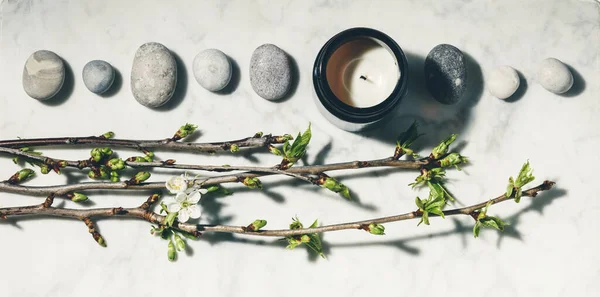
left=0, top=181, right=556, bottom=238
left=0, top=134, right=289, bottom=152
left=0, top=158, right=430, bottom=197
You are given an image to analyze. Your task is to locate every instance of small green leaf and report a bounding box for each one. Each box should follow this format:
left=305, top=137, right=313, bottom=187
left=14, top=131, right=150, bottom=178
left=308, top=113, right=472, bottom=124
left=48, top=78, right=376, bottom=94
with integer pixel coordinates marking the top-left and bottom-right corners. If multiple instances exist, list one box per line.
left=396, top=121, right=422, bottom=149
left=439, top=153, right=468, bottom=169
left=160, top=202, right=168, bottom=214
left=506, top=177, right=515, bottom=197
left=165, top=212, right=177, bottom=227
left=290, top=217, right=303, bottom=229
left=515, top=188, right=523, bottom=203
left=473, top=222, right=482, bottom=238
left=167, top=239, right=177, bottom=262
left=175, top=123, right=198, bottom=140
left=415, top=196, right=425, bottom=209
left=431, top=134, right=458, bottom=159
left=479, top=216, right=509, bottom=232
left=515, top=161, right=535, bottom=188
left=268, top=145, right=283, bottom=156
left=174, top=234, right=185, bottom=251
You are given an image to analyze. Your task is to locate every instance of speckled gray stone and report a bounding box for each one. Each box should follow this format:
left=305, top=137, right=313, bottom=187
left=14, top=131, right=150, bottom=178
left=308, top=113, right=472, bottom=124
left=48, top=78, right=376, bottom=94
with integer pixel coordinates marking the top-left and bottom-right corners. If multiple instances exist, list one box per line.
left=130, top=42, right=177, bottom=108
left=249, top=44, right=291, bottom=101
left=536, top=57, right=573, bottom=94
left=424, top=44, right=467, bottom=105
left=82, top=60, right=115, bottom=94
left=22, top=50, right=65, bottom=101
left=193, top=49, right=232, bottom=92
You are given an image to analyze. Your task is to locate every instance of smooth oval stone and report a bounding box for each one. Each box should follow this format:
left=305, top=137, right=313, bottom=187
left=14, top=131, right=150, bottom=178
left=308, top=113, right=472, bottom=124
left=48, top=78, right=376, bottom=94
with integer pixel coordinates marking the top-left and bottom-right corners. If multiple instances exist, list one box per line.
left=22, top=50, right=65, bottom=100
left=82, top=60, right=115, bottom=94
left=193, top=49, right=232, bottom=92
left=250, top=44, right=291, bottom=101
left=131, top=42, right=177, bottom=107
left=536, top=57, right=573, bottom=94
left=487, top=65, right=520, bottom=99
left=424, top=44, right=467, bottom=105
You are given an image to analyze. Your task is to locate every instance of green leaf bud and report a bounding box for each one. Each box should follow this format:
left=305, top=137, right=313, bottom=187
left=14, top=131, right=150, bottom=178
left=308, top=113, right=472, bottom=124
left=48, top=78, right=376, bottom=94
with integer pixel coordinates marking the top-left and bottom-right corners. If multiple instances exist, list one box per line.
left=174, top=234, right=186, bottom=251
left=230, top=144, right=240, bottom=153
left=242, top=177, right=262, bottom=189
left=167, top=239, right=177, bottom=262
left=368, top=223, right=385, bottom=235
left=70, top=192, right=88, bottom=202
left=431, top=134, right=458, bottom=159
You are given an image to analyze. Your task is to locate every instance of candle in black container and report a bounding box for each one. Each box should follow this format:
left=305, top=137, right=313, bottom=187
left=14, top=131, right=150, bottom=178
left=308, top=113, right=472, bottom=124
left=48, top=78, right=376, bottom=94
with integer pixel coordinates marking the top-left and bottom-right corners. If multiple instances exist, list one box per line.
left=313, top=27, right=408, bottom=132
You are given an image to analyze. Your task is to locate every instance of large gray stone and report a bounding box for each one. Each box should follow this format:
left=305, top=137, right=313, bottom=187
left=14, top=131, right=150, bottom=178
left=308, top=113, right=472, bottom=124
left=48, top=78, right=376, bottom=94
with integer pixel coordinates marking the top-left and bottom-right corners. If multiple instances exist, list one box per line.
left=193, top=49, right=232, bottom=92
left=22, top=50, right=65, bottom=101
left=131, top=42, right=177, bottom=108
left=249, top=44, right=291, bottom=101
left=424, top=44, right=467, bottom=105
left=82, top=60, right=115, bottom=94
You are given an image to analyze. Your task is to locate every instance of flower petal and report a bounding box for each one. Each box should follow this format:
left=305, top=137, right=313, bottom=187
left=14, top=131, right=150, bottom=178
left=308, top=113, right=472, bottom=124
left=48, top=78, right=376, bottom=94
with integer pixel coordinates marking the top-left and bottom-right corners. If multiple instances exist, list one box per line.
left=167, top=203, right=181, bottom=213
left=198, top=188, right=208, bottom=195
left=186, top=205, right=202, bottom=219
left=187, top=191, right=201, bottom=204
left=175, top=192, right=187, bottom=203
left=178, top=209, right=190, bottom=223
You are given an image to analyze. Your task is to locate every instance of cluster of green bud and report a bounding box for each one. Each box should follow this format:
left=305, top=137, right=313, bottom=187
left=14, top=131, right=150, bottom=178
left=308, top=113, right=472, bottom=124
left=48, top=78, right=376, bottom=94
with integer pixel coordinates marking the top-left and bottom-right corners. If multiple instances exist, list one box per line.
left=90, top=147, right=113, bottom=162
left=66, top=192, right=88, bottom=202
left=410, top=167, right=447, bottom=188
left=438, top=153, right=468, bottom=170
left=242, top=177, right=263, bottom=190
left=126, top=151, right=154, bottom=163
left=506, top=161, right=535, bottom=203
left=128, top=171, right=151, bottom=185
left=472, top=201, right=509, bottom=238
left=8, top=169, right=35, bottom=184
left=431, top=134, right=458, bottom=159
left=88, top=167, right=109, bottom=179
left=415, top=192, right=446, bottom=226
left=367, top=223, right=385, bottom=235
left=285, top=217, right=325, bottom=258
left=173, top=123, right=198, bottom=141
left=245, top=219, right=267, bottom=231
left=229, top=144, right=240, bottom=153
left=321, top=175, right=351, bottom=200
left=101, top=131, right=115, bottom=139
left=279, top=124, right=311, bottom=169
left=106, top=158, right=125, bottom=171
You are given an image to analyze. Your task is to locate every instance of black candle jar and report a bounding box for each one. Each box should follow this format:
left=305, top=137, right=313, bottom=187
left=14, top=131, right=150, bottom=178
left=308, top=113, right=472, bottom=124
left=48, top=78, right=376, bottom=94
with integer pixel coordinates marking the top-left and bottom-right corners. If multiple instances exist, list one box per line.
left=312, top=27, right=408, bottom=132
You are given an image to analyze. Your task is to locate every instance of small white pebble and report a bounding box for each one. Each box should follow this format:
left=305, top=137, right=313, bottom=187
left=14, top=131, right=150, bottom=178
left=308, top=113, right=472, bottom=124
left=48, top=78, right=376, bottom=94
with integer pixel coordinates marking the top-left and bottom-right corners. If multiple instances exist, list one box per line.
left=487, top=65, right=520, bottom=99
left=193, top=49, right=232, bottom=92
left=536, top=57, right=573, bottom=94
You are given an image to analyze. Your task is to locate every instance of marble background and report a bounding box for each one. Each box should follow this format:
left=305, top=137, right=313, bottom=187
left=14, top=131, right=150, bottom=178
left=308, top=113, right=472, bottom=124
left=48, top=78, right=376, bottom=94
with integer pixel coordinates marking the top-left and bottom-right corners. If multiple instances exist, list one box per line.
left=0, top=0, right=598, bottom=296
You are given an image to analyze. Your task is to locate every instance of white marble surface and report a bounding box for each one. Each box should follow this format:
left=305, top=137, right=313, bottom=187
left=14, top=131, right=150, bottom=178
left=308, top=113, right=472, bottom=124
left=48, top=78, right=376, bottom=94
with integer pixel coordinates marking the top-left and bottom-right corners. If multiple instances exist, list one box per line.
left=0, top=0, right=599, bottom=296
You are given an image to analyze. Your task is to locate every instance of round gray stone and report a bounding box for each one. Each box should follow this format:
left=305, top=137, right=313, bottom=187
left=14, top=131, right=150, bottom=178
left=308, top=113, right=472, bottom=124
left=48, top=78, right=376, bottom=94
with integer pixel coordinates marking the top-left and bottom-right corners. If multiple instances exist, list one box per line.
left=536, top=57, right=573, bottom=94
left=82, top=60, right=115, bottom=94
left=250, top=44, right=291, bottom=101
left=131, top=42, right=177, bottom=108
left=193, top=49, right=232, bottom=92
left=487, top=65, right=520, bottom=100
left=22, top=50, right=65, bottom=101
left=424, top=44, right=467, bottom=105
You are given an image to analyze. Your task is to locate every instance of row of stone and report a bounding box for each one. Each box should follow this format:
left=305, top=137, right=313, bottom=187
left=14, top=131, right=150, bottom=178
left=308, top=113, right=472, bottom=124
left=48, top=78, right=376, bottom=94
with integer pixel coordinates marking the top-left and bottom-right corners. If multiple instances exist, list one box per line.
left=425, top=44, right=574, bottom=104
left=22, top=42, right=292, bottom=107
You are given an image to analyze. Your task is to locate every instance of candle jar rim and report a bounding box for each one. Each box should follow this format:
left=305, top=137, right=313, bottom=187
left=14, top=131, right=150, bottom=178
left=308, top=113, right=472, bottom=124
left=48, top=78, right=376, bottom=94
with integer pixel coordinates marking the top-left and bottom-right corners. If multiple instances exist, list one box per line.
left=313, top=27, right=409, bottom=124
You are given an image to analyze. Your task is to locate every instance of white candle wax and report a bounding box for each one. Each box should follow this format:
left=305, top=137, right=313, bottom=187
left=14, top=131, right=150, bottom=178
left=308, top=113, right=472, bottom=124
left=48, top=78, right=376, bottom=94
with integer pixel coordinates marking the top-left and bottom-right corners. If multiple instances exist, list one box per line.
left=326, top=37, right=401, bottom=108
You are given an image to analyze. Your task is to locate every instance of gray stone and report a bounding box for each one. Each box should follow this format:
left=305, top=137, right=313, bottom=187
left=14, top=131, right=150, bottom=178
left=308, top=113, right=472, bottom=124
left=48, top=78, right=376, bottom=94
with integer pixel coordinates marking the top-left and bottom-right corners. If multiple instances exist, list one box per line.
left=22, top=50, right=65, bottom=101
left=487, top=65, right=520, bottom=100
left=130, top=42, right=177, bottom=108
left=82, top=60, right=115, bottom=94
left=249, top=44, right=291, bottom=101
left=193, top=49, right=232, bottom=92
left=424, top=44, right=467, bottom=105
left=536, top=57, right=573, bottom=94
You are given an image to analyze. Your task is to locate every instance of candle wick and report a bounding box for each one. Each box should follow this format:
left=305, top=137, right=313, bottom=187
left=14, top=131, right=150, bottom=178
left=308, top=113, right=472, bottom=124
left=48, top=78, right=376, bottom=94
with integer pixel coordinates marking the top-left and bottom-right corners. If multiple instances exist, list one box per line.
left=359, top=75, right=368, bottom=81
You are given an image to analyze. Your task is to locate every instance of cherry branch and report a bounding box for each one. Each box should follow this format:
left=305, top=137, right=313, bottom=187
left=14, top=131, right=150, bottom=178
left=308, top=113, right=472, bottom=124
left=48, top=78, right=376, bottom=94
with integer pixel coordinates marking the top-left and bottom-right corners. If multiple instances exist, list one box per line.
left=0, top=182, right=556, bottom=240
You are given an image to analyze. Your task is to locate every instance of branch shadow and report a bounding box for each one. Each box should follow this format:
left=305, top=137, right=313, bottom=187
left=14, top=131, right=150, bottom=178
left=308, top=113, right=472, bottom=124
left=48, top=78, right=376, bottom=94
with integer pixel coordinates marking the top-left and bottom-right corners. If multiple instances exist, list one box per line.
left=496, top=186, right=567, bottom=247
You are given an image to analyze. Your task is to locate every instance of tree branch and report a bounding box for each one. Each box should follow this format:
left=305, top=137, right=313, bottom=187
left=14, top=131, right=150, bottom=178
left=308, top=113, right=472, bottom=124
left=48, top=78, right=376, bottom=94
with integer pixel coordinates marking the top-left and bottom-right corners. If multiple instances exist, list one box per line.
left=0, top=181, right=556, bottom=238
left=0, top=133, right=289, bottom=153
